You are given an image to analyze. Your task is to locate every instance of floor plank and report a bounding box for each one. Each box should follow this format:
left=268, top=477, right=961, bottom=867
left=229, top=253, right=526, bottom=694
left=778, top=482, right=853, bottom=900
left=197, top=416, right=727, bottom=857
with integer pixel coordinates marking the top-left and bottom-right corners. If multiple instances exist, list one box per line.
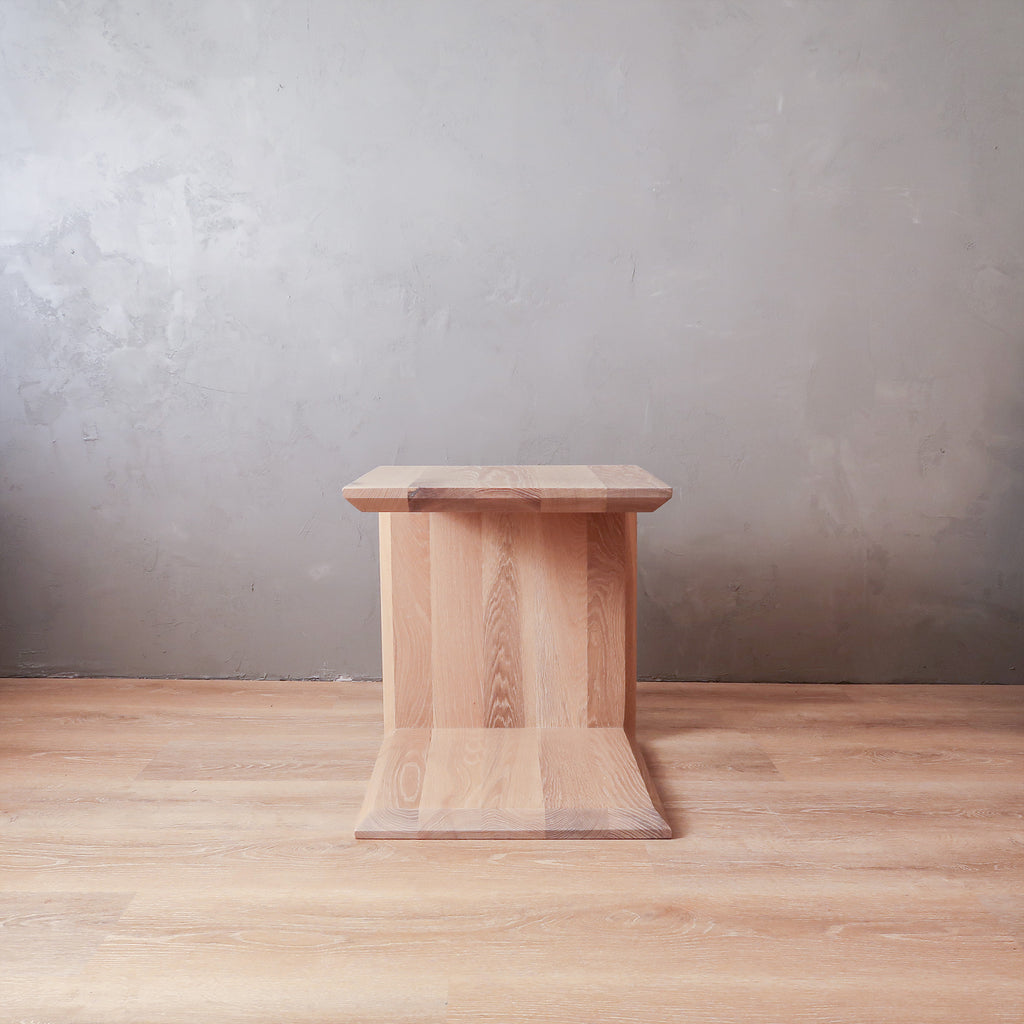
left=0, top=678, right=1021, bottom=1022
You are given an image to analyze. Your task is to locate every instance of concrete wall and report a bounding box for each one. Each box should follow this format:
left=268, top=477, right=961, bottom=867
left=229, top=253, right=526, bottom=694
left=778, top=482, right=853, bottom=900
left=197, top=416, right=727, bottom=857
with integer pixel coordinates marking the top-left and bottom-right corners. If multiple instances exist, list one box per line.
left=2, top=1, right=1022, bottom=682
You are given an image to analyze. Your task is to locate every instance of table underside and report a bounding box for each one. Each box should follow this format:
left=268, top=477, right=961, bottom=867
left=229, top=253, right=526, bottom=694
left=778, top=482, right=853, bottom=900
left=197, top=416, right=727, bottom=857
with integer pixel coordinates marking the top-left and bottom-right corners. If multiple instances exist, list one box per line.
left=355, top=726, right=670, bottom=840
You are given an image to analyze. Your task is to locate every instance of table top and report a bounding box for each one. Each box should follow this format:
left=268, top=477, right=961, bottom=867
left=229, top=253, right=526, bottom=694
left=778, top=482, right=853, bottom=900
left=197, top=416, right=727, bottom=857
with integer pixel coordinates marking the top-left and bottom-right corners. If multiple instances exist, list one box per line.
left=343, top=465, right=672, bottom=513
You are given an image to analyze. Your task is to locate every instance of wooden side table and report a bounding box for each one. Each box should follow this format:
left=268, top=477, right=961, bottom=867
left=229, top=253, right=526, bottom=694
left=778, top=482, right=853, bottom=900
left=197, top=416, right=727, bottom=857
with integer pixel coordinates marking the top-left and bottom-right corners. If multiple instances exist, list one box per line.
left=343, top=465, right=672, bottom=839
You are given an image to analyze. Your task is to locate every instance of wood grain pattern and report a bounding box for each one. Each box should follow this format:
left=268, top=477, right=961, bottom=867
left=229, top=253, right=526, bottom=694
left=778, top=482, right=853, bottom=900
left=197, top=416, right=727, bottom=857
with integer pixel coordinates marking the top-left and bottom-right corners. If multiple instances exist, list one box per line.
left=586, top=512, right=629, bottom=729
left=385, top=513, right=432, bottom=729
left=539, top=728, right=667, bottom=839
left=429, top=512, right=486, bottom=728
left=344, top=465, right=672, bottom=513
left=0, top=678, right=1022, bottom=1022
left=418, top=728, right=545, bottom=837
left=363, top=509, right=647, bottom=836
left=342, top=465, right=425, bottom=512
left=379, top=510, right=397, bottom=729
left=380, top=511, right=623, bottom=735
left=623, top=512, right=638, bottom=736
left=522, top=513, right=589, bottom=728
left=355, top=727, right=669, bottom=839
left=352, top=478, right=659, bottom=836
left=0, top=893, right=133, bottom=975
left=355, top=728, right=431, bottom=836
left=481, top=512, right=525, bottom=728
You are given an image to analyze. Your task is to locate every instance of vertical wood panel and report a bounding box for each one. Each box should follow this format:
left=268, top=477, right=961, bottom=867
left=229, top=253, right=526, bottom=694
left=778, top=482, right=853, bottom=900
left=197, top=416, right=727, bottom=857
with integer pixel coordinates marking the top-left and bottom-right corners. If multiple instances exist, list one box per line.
left=481, top=513, right=525, bottom=728
left=430, top=513, right=485, bottom=727
left=587, top=513, right=627, bottom=728
left=388, top=513, right=433, bottom=729
left=516, top=515, right=542, bottom=728
left=379, top=512, right=396, bottom=732
left=623, top=512, right=638, bottom=737
left=525, top=515, right=588, bottom=727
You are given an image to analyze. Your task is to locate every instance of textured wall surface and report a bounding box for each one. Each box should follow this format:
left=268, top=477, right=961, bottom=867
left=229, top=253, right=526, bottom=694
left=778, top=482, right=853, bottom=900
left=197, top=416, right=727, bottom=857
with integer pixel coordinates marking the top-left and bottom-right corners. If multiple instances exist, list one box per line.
left=2, top=1, right=1022, bottom=682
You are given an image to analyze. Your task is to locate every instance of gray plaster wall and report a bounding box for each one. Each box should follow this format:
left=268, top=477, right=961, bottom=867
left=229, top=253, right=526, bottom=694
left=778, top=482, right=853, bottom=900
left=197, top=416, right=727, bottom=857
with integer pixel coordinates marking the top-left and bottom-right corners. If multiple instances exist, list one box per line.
left=2, top=1, right=1022, bottom=682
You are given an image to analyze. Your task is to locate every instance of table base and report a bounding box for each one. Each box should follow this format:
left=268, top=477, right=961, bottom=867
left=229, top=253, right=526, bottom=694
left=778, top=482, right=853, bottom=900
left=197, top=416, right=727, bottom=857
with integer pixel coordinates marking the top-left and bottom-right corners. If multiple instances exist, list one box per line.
left=355, top=726, right=670, bottom=840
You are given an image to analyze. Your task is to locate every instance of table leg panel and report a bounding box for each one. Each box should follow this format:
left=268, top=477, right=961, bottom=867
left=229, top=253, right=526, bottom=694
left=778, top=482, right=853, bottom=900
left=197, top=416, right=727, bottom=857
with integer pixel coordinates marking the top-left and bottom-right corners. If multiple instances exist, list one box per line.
left=429, top=513, right=487, bottom=728
left=481, top=513, right=526, bottom=728
left=520, top=514, right=589, bottom=728
left=385, top=513, right=433, bottom=729
left=586, top=513, right=630, bottom=728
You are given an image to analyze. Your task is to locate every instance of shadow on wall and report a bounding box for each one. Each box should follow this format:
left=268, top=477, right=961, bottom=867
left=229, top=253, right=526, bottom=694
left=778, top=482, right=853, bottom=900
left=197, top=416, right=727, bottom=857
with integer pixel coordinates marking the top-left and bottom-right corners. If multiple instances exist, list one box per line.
left=637, top=540, right=1024, bottom=685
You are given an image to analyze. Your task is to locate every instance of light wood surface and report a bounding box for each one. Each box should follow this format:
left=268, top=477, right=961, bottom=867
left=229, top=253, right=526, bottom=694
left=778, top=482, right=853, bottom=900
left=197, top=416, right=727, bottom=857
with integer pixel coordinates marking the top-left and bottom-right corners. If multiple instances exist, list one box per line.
left=380, top=510, right=635, bottom=732
left=355, top=727, right=669, bottom=839
left=1, top=678, right=1021, bottom=1022
left=362, top=506, right=663, bottom=838
left=343, top=465, right=672, bottom=512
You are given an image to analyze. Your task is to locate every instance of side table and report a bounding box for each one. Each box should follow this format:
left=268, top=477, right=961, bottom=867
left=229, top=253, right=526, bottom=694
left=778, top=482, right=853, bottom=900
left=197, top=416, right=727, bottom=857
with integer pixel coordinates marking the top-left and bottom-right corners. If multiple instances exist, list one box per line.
left=343, top=465, right=672, bottom=839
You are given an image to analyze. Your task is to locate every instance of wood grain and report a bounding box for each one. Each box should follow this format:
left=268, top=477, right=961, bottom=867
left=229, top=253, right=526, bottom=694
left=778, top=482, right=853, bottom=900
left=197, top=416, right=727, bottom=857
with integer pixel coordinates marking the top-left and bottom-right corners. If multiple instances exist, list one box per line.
left=344, top=465, right=672, bottom=513
left=384, top=512, right=432, bottom=729
left=588, top=463, right=675, bottom=511
left=346, top=467, right=668, bottom=840
left=0, top=892, right=133, bottom=975
left=0, top=679, right=1022, bottom=1023
left=429, top=511, right=486, bottom=728
left=522, top=512, right=589, bottom=728
left=418, top=728, right=545, bottom=836
left=361, top=508, right=650, bottom=836
left=539, top=728, right=667, bottom=838
left=355, top=727, right=669, bottom=839
left=623, top=512, right=638, bottom=736
left=377, top=511, right=634, bottom=736
left=481, top=512, right=525, bottom=728
left=586, top=512, right=629, bottom=729
left=355, top=728, right=431, bottom=836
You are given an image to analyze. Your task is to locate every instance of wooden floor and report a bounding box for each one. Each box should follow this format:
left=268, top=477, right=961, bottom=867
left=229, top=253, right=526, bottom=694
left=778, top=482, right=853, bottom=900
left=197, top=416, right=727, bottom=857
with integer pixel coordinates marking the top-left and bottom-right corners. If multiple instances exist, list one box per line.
left=1, top=679, right=1022, bottom=1023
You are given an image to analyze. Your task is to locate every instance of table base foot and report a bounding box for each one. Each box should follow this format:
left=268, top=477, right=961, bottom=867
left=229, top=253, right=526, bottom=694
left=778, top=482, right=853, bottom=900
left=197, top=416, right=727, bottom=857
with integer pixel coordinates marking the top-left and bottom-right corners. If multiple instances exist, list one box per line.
left=354, top=727, right=671, bottom=840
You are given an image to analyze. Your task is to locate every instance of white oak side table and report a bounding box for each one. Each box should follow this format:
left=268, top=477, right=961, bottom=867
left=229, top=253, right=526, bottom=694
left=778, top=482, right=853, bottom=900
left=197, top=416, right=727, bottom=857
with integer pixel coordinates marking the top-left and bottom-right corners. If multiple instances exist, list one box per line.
left=343, top=465, right=672, bottom=839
